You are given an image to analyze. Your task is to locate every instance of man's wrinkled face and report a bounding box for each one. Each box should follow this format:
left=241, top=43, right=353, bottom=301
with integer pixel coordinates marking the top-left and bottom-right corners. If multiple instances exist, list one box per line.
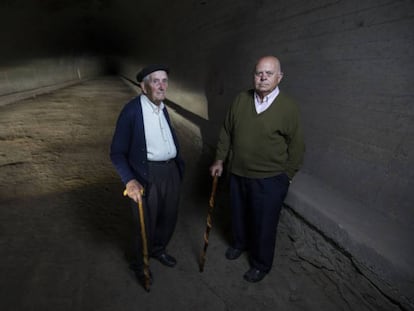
left=254, top=57, right=283, bottom=98
left=141, top=70, right=168, bottom=105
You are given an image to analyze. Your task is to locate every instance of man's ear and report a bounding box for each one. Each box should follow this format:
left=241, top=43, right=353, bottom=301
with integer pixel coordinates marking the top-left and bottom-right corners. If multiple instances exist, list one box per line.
left=277, top=72, right=284, bottom=83
left=140, top=82, right=146, bottom=93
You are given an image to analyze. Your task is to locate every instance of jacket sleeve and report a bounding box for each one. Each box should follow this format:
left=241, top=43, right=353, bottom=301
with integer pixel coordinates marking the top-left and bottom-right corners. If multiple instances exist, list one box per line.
left=110, top=105, right=136, bottom=185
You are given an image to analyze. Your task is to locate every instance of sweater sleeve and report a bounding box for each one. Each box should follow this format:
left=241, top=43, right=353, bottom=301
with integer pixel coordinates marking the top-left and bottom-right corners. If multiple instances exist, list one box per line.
left=215, top=100, right=234, bottom=161
left=285, top=105, right=305, bottom=179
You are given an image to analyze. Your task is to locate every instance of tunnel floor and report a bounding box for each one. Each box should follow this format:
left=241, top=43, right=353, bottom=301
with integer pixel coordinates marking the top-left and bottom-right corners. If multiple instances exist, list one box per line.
left=1, top=77, right=370, bottom=311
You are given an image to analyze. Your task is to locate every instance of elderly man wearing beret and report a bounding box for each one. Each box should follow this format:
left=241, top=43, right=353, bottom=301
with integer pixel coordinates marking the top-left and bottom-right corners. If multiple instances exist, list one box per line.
left=110, top=64, right=185, bottom=288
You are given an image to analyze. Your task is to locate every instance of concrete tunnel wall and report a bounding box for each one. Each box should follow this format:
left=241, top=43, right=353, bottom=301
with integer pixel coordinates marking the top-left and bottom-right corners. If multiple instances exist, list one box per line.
left=118, top=0, right=414, bottom=228
left=0, top=57, right=104, bottom=106
left=1, top=0, right=413, bottom=309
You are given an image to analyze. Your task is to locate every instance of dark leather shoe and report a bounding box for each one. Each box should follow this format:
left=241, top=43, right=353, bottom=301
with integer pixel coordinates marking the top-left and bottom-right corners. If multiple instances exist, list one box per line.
left=155, top=253, right=177, bottom=267
left=243, top=267, right=267, bottom=283
left=225, top=247, right=243, bottom=260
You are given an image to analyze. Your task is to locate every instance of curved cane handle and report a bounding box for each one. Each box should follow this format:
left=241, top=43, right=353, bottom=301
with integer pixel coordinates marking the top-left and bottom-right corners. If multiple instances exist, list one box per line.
left=123, top=189, right=144, bottom=196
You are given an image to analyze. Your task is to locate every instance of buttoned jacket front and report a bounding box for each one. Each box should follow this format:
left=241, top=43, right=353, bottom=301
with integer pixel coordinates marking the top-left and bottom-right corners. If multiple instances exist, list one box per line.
left=110, top=95, right=185, bottom=187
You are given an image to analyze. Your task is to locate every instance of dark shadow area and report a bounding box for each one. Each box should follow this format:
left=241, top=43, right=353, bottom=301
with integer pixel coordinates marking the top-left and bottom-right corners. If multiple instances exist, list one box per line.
left=165, top=98, right=216, bottom=193
left=0, top=1, right=129, bottom=62
left=0, top=180, right=131, bottom=310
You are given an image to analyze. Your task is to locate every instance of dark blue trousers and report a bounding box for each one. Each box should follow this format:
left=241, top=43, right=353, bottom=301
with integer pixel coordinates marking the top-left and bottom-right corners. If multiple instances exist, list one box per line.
left=130, top=161, right=181, bottom=268
left=230, top=173, right=290, bottom=272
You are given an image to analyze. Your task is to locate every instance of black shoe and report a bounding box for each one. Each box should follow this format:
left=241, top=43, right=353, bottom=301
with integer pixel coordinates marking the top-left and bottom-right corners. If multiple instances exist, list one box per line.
left=225, top=247, right=243, bottom=260
left=243, top=267, right=267, bottom=283
left=155, top=253, right=177, bottom=267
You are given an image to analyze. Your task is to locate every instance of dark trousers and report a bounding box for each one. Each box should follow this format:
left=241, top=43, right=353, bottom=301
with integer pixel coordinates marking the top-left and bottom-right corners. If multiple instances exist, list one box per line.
left=130, top=161, right=181, bottom=268
left=230, top=173, right=290, bottom=272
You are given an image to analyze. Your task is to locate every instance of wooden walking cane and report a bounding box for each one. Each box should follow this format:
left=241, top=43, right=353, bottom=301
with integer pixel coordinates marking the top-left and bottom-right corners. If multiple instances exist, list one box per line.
left=123, top=189, right=151, bottom=292
left=199, top=175, right=219, bottom=272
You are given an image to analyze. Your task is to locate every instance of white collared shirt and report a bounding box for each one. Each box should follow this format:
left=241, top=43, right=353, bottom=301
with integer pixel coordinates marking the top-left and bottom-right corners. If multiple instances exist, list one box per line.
left=254, top=86, right=280, bottom=114
left=141, top=95, right=177, bottom=161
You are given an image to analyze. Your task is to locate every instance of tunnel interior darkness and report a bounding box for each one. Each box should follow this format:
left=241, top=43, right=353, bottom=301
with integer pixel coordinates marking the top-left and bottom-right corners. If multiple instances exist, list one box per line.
left=1, top=0, right=414, bottom=309
left=1, top=0, right=124, bottom=62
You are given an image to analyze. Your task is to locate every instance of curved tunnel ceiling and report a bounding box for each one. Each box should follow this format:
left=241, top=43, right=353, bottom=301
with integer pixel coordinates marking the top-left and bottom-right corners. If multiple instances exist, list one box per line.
left=0, top=0, right=178, bottom=61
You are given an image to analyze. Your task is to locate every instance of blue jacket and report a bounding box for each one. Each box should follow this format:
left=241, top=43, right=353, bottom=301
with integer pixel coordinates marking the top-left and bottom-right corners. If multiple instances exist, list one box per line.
left=110, top=95, right=185, bottom=186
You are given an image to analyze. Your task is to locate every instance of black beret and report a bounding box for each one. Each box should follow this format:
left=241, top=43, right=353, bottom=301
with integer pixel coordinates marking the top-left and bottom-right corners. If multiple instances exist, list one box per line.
left=136, top=64, right=170, bottom=83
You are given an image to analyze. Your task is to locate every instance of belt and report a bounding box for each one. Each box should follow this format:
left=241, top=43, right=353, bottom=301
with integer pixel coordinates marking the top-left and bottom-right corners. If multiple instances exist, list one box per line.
left=147, top=159, right=173, bottom=164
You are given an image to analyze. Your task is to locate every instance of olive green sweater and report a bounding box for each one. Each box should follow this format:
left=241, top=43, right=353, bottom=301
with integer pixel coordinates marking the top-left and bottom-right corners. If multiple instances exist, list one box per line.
left=215, top=90, right=305, bottom=179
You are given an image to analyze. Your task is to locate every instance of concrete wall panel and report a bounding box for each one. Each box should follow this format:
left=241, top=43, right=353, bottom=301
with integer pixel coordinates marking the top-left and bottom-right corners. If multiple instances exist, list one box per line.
left=0, top=57, right=104, bottom=106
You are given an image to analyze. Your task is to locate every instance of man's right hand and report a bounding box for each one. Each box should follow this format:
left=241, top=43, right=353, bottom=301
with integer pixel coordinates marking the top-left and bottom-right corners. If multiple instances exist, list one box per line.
left=209, top=160, right=224, bottom=177
left=125, top=179, right=144, bottom=204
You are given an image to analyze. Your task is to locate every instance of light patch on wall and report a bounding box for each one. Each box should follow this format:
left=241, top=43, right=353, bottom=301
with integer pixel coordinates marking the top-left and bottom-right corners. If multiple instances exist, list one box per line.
left=169, top=110, right=203, bottom=154
left=167, top=81, right=208, bottom=120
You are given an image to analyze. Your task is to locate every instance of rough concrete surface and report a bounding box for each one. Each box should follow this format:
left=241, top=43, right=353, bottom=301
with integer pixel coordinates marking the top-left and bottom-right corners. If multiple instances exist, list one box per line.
left=0, top=78, right=403, bottom=311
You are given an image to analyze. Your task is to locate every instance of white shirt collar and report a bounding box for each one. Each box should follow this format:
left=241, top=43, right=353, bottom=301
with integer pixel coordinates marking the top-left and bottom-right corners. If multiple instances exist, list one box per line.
left=141, top=94, right=165, bottom=113
left=254, top=86, right=280, bottom=114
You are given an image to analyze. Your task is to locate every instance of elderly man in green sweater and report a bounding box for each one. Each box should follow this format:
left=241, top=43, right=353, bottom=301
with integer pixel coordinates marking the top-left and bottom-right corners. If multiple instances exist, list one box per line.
left=210, top=55, right=305, bottom=282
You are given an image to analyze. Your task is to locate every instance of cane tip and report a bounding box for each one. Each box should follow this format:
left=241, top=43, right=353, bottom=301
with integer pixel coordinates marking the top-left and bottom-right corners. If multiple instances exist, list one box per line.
left=199, top=261, right=205, bottom=272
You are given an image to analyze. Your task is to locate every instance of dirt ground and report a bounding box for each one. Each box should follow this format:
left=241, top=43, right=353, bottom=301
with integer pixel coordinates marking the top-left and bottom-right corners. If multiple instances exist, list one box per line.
left=0, top=77, right=385, bottom=311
